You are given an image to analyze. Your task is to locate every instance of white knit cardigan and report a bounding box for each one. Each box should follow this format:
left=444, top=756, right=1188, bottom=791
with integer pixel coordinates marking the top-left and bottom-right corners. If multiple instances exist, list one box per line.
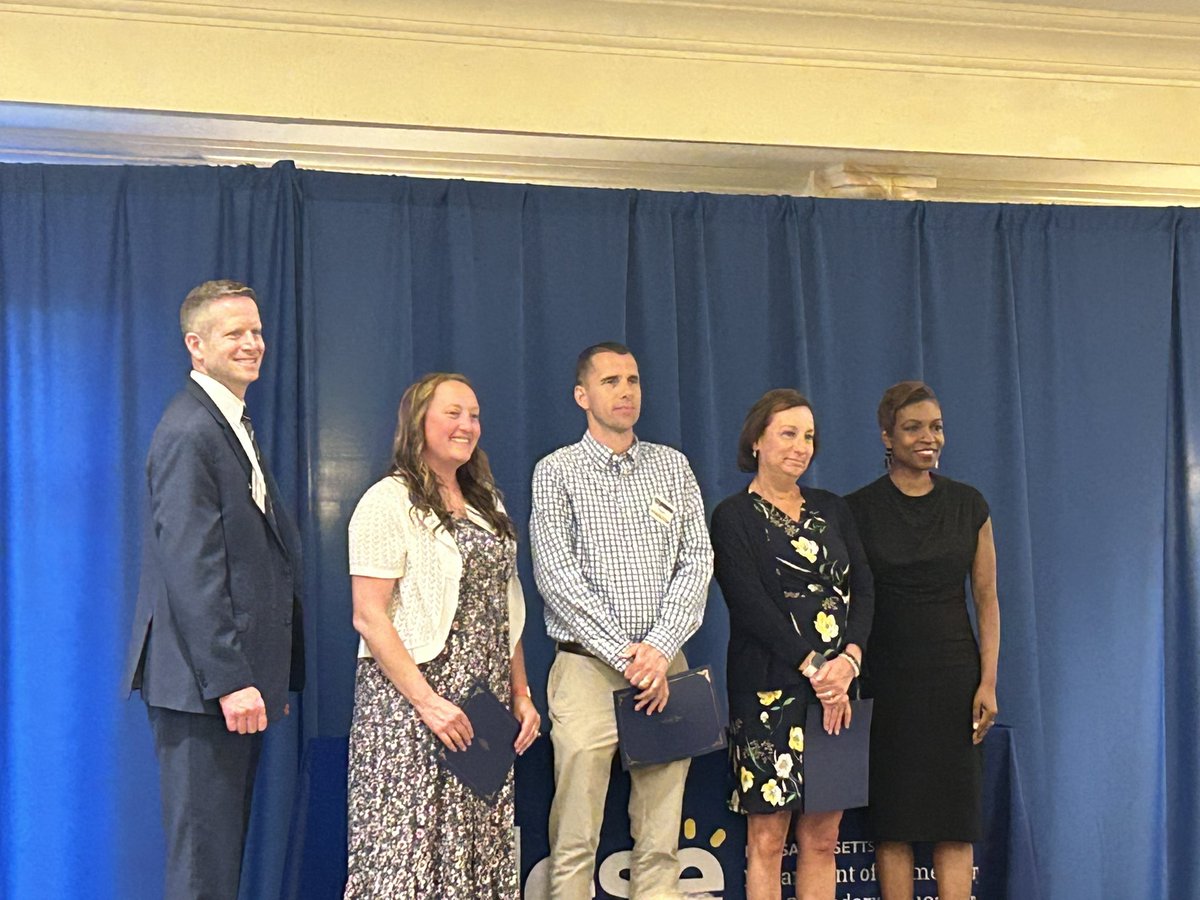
left=349, top=475, right=526, bottom=663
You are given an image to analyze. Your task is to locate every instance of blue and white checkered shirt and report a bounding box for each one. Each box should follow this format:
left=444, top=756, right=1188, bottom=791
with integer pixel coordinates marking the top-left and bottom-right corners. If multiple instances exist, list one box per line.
left=530, top=431, right=713, bottom=671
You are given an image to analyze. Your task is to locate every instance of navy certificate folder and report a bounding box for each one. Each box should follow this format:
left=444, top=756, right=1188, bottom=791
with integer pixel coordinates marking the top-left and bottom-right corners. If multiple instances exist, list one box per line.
left=613, top=665, right=727, bottom=770
left=433, top=681, right=520, bottom=803
left=802, top=697, right=873, bottom=813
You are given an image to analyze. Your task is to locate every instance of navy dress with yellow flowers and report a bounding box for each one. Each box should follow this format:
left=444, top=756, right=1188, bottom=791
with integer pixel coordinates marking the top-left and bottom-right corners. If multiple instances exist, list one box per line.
left=710, top=488, right=874, bottom=815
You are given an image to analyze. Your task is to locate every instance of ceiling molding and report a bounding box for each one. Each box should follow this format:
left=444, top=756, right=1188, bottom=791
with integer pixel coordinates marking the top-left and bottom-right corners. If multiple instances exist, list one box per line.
left=4, top=0, right=1200, bottom=87
left=3, top=102, right=1198, bottom=206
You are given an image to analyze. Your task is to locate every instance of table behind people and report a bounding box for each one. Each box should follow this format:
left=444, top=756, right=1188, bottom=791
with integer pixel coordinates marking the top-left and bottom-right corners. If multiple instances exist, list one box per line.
left=710, top=388, right=874, bottom=900
left=123, top=279, right=304, bottom=900
left=530, top=341, right=713, bottom=900
left=342, top=373, right=540, bottom=898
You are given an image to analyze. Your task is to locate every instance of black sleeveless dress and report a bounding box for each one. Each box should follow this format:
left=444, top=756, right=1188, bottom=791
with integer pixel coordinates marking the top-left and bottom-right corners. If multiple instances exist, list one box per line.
left=847, top=474, right=989, bottom=842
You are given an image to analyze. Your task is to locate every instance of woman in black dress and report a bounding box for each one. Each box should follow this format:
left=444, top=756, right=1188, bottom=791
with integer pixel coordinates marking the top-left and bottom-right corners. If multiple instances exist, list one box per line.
left=711, top=389, right=874, bottom=900
left=846, top=381, right=1000, bottom=900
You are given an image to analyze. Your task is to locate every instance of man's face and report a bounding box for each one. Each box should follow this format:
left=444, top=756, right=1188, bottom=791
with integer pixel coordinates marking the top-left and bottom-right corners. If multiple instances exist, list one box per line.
left=574, top=351, right=641, bottom=441
left=185, top=295, right=264, bottom=399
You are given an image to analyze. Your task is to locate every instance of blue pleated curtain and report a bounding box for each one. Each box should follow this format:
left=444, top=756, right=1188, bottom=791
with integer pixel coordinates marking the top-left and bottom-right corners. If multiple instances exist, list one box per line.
left=1, top=161, right=1197, bottom=899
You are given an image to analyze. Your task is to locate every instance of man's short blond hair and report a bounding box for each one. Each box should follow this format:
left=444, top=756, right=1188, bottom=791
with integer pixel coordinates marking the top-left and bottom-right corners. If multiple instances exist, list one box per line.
left=179, top=279, right=257, bottom=337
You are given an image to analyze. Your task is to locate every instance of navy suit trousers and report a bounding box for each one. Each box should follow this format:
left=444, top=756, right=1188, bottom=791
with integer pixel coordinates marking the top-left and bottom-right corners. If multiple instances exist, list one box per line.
left=147, top=705, right=264, bottom=900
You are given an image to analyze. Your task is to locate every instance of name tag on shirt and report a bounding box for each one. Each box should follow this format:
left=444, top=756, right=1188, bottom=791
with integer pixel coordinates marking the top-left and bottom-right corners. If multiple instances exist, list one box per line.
left=649, top=495, right=675, bottom=524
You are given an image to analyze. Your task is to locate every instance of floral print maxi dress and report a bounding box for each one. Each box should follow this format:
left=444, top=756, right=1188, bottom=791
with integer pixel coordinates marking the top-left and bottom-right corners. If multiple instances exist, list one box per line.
left=344, top=520, right=518, bottom=899
left=728, top=493, right=854, bottom=814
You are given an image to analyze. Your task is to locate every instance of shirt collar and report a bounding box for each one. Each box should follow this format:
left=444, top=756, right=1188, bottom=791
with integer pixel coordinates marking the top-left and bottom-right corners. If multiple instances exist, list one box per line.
left=578, top=430, right=641, bottom=473
left=190, top=370, right=247, bottom=431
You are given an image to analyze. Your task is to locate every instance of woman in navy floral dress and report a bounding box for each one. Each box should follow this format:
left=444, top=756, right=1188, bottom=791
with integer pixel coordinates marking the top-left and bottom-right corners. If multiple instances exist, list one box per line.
left=711, top=389, right=874, bottom=900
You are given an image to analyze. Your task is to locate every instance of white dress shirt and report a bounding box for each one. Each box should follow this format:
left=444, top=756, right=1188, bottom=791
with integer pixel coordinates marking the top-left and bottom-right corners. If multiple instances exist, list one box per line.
left=189, top=370, right=267, bottom=513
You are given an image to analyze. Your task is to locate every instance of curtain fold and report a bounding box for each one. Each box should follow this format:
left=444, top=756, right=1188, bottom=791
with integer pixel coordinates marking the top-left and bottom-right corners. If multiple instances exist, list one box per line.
left=1165, top=214, right=1200, bottom=899
left=1, top=162, right=1196, bottom=899
left=0, top=161, right=310, bottom=898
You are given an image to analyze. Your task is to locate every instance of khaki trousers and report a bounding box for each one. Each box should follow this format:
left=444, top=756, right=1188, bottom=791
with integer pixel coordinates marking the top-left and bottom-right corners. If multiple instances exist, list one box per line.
left=547, top=649, right=690, bottom=900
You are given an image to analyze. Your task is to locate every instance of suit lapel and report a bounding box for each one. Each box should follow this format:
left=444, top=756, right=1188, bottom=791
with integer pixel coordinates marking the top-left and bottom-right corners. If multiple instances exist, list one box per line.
left=184, top=378, right=290, bottom=555
left=186, top=379, right=253, bottom=480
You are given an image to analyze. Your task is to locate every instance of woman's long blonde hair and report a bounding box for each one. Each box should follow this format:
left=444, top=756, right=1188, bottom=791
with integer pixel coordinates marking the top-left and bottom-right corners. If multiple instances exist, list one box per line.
left=389, top=373, right=516, bottom=539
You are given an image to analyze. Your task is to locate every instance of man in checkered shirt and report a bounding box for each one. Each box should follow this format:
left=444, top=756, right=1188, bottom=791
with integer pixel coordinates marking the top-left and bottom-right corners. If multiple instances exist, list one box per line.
left=531, top=341, right=713, bottom=899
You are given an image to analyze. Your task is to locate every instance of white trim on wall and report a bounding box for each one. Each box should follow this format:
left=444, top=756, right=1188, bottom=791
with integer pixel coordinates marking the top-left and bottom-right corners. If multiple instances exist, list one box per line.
left=3, top=102, right=1199, bottom=205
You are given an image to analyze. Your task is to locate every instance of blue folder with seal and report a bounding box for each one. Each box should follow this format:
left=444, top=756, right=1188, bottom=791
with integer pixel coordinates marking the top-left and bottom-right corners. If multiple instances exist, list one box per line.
left=613, top=665, right=727, bottom=770
left=433, top=681, right=520, bottom=804
left=802, top=697, right=873, bottom=813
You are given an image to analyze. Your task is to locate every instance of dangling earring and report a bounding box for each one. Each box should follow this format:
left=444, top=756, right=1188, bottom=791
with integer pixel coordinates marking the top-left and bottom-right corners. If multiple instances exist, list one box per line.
left=884, top=447, right=893, bottom=470
left=934, top=453, right=940, bottom=470
left=753, top=448, right=758, bottom=459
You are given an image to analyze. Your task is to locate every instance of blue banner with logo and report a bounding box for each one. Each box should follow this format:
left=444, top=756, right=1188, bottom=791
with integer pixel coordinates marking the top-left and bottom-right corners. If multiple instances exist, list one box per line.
left=284, top=725, right=1035, bottom=898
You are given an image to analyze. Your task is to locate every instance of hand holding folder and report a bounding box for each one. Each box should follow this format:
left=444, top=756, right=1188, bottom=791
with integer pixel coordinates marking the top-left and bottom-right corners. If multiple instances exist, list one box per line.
left=613, top=665, right=727, bottom=770
left=433, top=682, right=520, bottom=804
left=802, top=698, right=873, bottom=813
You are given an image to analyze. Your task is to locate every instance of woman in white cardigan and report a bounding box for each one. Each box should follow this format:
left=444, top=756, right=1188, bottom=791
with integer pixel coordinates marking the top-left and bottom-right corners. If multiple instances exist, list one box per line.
left=343, top=373, right=540, bottom=899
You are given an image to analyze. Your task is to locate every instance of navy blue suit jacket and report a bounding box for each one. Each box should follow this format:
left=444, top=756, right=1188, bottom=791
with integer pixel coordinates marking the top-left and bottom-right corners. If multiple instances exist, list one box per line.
left=125, top=377, right=304, bottom=719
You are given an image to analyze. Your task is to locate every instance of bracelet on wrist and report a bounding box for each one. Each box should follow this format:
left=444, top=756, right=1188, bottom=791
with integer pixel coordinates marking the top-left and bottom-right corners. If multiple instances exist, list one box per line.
left=839, top=652, right=861, bottom=677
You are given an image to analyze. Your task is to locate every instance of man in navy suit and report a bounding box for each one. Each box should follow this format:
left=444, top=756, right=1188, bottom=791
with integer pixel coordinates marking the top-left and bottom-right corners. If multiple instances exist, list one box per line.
left=125, top=279, right=304, bottom=899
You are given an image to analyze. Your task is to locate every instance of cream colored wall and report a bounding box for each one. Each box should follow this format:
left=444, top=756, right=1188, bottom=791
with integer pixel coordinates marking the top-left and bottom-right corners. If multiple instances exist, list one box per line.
left=2, top=0, right=1199, bottom=202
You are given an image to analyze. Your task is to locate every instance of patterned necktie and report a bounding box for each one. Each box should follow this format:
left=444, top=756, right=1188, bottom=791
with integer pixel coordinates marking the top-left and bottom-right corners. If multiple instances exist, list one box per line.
left=240, top=408, right=275, bottom=524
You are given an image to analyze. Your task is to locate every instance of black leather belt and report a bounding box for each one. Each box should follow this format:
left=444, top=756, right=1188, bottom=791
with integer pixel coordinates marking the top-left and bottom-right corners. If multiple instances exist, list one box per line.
left=556, top=641, right=594, bottom=658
